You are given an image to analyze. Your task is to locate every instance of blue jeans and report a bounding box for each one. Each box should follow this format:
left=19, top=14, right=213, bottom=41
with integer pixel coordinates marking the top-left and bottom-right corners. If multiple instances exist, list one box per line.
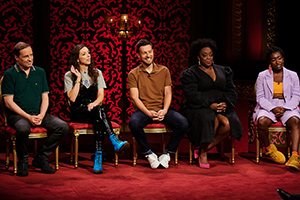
left=8, top=113, right=69, bottom=161
left=129, top=110, right=188, bottom=154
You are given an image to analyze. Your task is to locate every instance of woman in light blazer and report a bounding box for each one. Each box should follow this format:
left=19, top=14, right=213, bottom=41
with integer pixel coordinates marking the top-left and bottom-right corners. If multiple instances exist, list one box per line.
left=253, top=46, right=300, bottom=170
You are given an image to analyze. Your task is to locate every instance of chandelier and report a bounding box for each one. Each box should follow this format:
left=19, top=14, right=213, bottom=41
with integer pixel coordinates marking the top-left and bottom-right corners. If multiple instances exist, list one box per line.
left=107, top=3, right=142, bottom=40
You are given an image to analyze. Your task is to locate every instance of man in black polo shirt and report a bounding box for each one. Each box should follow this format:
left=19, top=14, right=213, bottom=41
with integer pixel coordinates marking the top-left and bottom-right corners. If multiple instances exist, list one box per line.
left=2, top=42, right=69, bottom=176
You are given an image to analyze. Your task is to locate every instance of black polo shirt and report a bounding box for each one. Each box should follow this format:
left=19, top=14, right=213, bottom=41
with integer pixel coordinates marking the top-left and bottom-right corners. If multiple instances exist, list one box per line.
left=2, top=64, right=49, bottom=117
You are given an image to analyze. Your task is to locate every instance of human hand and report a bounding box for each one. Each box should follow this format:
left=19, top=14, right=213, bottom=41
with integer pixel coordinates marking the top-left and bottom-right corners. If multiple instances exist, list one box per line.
left=70, top=65, right=81, bottom=80
left=218, top=102, right=227, bottom=112
left=147, top=110, right=159, bottom=121
left=87, top=102, right=97, bottom=111
left=210, top=102, right=227, bottom=112
left=27, top=115, right=42, bottom=126
left=210, top=103, right=218, bottom=111
left=272, top=107, right=285, bottom=118
left=34, top=114, right=45, bottom=125
left=157, top=109, right=167, bottom=121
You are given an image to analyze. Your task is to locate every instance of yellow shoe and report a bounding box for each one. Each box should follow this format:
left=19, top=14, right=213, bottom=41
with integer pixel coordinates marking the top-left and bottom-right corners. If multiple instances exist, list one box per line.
left=285, top=154, right=300, bottom=171
left=265, top=144, right=286, bottom=164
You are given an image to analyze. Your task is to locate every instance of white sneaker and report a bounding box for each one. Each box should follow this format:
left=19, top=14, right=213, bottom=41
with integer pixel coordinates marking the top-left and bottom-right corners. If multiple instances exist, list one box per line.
left=145, top=153, right=160, bottom=169
left=159, top=153, right=170, bottom=169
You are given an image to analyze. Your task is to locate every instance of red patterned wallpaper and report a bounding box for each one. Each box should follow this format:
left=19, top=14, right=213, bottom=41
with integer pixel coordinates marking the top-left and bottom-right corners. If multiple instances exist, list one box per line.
left=0, top=0, right=190, bottom=127
left=49, top=0, right=191, bottom=125
left=0, top=0, right=34, bottom=76
left=0, top=0, right=34, bottom=124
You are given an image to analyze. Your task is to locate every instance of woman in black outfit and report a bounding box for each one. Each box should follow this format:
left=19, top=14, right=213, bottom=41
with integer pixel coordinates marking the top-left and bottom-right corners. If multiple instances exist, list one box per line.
left=64, top=44, right=129, bottom=174
left=180, top=38, right=243, bottom=168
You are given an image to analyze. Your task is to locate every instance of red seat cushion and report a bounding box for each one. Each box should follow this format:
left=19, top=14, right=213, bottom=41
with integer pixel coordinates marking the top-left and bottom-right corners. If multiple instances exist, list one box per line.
left=68, top=121, right=121, bottom=130
left=125, top=119, right=167, bottom=129
left=30, top=127, right=47, bottom=133
left=0, top=126, right=47, bottom=135
left=269, top=121, right=284, bottom=127
left=0, top=126, right=16, bottom=135
left=68, top=122, right=93, bottom=130
left=254, top=121, right=283, bottom=127
left=111, top=121, right=121, bottom=129
left=144, top=123, right=167, bottom=129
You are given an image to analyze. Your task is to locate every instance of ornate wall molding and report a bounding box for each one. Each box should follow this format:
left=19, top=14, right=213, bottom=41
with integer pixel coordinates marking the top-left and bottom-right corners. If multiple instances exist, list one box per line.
left=266, top=0, right=277, bottom=48
left=231, top=0, right=244, bottom=60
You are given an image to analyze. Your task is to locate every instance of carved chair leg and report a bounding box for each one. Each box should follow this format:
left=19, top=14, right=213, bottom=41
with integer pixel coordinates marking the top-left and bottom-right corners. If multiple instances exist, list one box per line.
left=70, top=135, right=74, bottom=163
left=5, top=138, right=10, bottom=170
left=189, top=142, right=193, bottom=165
left=256, top=134, right=260, bottom=164
left=74, top=135, right=79, bottom=168
left=175, top=148, right=178, bottom=165
left=115, top=135, right=119, bottom=166
left=133, top=137, right=137, bottom=167
left=55, top=146, right=59, bottom=171
left=12, top=139, right=17, bottom=175
left=231, top=137, right=235, bottom=164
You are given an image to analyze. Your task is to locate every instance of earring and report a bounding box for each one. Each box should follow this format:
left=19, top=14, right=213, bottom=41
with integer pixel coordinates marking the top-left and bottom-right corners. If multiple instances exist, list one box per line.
left=198, top=59, right=201, bottom=66
left=268, top=64, right=272, bottom=74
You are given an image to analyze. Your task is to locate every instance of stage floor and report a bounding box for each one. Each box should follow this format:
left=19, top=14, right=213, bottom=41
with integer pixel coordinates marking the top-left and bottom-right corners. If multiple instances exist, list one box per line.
left=0, top=152, right=299, bottom=200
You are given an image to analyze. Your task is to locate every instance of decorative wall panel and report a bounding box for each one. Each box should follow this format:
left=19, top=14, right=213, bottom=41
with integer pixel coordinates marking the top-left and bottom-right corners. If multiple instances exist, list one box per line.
left=49, top=0, right=191, bottom=125
left=0, top=0, right=34, bottom=124
left=0, top=0, right=190, bottom=127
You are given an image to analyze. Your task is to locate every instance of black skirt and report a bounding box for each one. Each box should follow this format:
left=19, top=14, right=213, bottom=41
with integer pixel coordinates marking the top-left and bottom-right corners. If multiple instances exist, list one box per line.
left=184, top=108, right=243, bottom=147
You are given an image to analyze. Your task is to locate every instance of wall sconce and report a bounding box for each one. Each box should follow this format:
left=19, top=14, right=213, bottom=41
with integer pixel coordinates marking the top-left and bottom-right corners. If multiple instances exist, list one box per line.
left=108, top=13, right=142, bottom=40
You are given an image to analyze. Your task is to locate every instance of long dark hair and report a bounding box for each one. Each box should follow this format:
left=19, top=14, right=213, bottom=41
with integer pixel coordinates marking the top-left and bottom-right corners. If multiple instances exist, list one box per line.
left=69, top=44, right=99, bottom=84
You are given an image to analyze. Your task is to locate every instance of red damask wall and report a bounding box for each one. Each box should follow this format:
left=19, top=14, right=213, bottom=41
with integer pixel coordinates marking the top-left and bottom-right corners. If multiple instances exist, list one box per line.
left=48, top=0, right=190, bottom=126
left=0, top=0, right=191, bottom=128
left=0, top=0, right=34, bottom=124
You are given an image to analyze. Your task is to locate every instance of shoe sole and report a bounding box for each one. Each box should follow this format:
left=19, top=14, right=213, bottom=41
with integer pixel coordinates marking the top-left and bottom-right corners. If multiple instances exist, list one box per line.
left=285, top=163, right=300, bottom=171
left=159, top=157, right=170, bottom=169
left=17, top=172, right=28, bottom=176
left=267, top=155, right=286, bottom=164
left=93, top=170, right=103, bottom=174
left=150, top=162, right=160, bottom=169
left=160, top=162, right=169, bottom=169
left=32, top=160, right=55, bottom=174
left=116, top=142, right=130, bottom=155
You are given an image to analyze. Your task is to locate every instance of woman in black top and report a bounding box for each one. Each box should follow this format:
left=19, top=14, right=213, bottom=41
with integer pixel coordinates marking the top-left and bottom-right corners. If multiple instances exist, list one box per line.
left=64, top=44, right=129, bottom=174
left=180, top=38, right=243, bottom=168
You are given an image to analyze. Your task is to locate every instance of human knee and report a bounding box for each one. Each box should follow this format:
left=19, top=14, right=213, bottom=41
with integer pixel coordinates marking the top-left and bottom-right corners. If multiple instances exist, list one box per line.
left=55, top=121, right=69, bottom=135
left=129, top=117, right=142, bottom=132
left=287, top=117, right=300, bottom=129
left=62, top=122, right=70, bottom=135
left=222, top=118, right=230, bottom=129
left=14, top=120, right=31, bottom=136
left=257, top=117, right=271, bottom=129
left=178, top=116, right=189, bottom=131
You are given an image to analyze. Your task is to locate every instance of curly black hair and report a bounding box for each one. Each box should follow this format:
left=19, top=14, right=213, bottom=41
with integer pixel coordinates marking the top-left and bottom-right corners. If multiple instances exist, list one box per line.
left=266, top=46, right=285, bottom=61
left=189, top=38, right=217, bottom=67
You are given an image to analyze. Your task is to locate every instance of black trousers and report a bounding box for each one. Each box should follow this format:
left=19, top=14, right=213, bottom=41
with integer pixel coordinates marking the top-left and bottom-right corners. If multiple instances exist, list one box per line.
left=71, top=105, right=115, bottom=151
left=8, top=113, right=69, bottom=161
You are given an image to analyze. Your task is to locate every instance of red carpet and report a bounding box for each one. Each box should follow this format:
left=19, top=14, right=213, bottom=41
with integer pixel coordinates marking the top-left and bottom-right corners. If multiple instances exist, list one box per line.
left=0, top=153, right=299, bottom=200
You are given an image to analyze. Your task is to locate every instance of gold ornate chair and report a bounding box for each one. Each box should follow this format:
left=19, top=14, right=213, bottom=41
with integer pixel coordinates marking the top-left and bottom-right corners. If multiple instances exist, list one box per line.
left=253, top=82, right=292, bottom=164
left=0, top=77, right=59, bottom=175
left=188, top=137, right=236, bottom=165
left=254, top=121, right=290, bottom=164
left=131, top=123, right=178, bottom=167
left=68, top=121, right=121, bottom=168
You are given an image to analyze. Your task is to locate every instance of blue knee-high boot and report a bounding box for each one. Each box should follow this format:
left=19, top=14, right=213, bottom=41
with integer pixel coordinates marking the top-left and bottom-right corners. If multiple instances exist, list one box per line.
left=93, top=151, right=103, bottom=174
left=97, top=106, right=130, bottom=155
left=109, top=134, right=130, bottom=154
